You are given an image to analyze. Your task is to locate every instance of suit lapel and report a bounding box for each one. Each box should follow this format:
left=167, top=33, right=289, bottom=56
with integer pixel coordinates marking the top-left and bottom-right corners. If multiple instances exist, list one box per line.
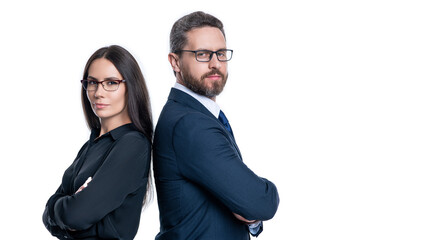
left=168, top=88, right=243, bottom=161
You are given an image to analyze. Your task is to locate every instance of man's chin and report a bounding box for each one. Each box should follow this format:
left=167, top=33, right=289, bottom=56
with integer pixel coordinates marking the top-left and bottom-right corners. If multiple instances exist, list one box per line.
left=207, top=85, right=225, bottom=97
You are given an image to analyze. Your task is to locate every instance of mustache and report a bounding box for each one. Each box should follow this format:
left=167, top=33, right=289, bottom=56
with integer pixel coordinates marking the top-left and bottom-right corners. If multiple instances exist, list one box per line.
left=201, top=69, right=224, bottom=80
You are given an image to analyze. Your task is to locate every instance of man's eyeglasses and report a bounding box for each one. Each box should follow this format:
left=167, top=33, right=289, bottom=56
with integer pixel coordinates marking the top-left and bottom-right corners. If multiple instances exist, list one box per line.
left=80, top=79, right=126, bottom=92
left=176, top=49, right=233, bottom=62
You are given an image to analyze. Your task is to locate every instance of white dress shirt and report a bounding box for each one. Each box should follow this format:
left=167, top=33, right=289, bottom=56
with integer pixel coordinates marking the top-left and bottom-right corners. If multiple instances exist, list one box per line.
left=174, top=82, right=220, bottom=118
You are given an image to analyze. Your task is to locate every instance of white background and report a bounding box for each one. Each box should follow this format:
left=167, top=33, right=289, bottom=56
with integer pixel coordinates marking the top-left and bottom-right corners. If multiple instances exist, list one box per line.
left=0, top=0, right=445, bottom=239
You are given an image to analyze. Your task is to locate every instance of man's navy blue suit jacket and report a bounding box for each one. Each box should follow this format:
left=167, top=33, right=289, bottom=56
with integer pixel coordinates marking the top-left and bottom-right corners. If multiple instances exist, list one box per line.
left=153, top=88, right=280, bottom=240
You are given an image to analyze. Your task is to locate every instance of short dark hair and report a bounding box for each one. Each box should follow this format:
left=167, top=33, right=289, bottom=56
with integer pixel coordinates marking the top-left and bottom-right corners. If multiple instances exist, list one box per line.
left=170, top=11, right=225, bottom=54
left=81, top=45, right=153, bottom=142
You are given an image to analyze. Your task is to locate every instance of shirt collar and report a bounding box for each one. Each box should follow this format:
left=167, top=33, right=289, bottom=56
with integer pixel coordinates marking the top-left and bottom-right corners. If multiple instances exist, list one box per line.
left=174, top=82, right=220, bottom=118
left=90, top=123, right=136, bottom=142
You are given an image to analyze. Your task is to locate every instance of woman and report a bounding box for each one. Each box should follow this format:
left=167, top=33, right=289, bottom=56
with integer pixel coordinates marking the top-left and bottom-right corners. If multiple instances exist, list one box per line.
left=42, top=45, right=153, bottom=240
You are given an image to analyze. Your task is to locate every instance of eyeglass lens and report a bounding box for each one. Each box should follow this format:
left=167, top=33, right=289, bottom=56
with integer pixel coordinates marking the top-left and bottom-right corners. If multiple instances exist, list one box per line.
left=196, top=50, right=232, bottom=62
left=82, top=80, right=122, bottom=91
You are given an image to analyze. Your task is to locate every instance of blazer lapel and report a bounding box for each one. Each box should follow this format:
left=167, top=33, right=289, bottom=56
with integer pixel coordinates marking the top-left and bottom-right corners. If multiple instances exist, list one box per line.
left=168, top=88, right=243, bottom=161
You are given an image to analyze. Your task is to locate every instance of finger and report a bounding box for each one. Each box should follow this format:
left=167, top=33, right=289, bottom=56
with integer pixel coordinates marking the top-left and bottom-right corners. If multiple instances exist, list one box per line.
left=85, top=177, right=92, bottom=185
left=76, top=186, right=85, bottom=194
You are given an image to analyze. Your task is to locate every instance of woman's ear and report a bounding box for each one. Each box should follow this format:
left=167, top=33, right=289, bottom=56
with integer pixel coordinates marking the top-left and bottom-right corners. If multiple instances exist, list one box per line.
left=168, top=53, right=181, bottom=74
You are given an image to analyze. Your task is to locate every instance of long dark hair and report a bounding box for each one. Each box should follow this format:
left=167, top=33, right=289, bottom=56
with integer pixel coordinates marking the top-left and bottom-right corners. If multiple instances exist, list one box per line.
left=81, top=45, right=154, bottom=205
left=81, top=45, right=153, bottom=142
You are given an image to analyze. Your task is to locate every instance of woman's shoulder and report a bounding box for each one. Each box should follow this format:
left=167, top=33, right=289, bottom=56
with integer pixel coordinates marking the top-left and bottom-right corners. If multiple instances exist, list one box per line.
left=116, top=126, right=151, bottom=147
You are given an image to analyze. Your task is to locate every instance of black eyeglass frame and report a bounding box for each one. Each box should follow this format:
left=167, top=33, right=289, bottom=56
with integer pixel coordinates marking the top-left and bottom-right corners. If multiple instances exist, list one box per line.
left=175, top=49, right=233, bottom=62
left=80, top=79, right=126, bottom=92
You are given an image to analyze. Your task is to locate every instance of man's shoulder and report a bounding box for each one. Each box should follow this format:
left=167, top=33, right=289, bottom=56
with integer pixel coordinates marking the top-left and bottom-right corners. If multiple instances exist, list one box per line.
left=161, top=97, right=213, bottom=119
left=154, top=101, right=219, bottom=148
left=156, top=101, right=213, bottom=133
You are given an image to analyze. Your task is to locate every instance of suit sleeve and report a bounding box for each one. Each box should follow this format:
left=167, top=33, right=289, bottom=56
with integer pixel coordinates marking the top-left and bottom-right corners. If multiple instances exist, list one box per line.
left=51, top=134, right=150, bottom=231
left=173, top=114, right=279, bottom=221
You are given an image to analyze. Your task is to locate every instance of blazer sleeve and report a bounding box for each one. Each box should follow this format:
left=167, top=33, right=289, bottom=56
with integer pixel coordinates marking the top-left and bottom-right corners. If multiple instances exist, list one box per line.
left=173, top=113, right=279, bottom=221
left=50, top=133, right=150, bottom=231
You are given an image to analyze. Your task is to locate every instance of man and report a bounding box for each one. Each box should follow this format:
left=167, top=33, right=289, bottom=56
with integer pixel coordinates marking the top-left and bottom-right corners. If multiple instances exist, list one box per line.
left=153, top=11, right=279, bottom=239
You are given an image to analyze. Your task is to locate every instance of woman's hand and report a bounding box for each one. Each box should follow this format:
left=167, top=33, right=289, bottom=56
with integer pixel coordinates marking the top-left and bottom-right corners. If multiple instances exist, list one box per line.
left=75, top=177, right=92, bottom=194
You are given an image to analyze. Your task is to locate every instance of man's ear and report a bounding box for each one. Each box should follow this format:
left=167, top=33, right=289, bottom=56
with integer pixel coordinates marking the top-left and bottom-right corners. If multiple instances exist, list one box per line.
left=168, top=53, right=181, bottom=74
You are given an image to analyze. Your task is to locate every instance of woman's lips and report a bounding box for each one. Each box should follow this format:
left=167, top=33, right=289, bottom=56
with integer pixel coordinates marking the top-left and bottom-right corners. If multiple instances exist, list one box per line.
left=94, top=103, right=109, bottom=109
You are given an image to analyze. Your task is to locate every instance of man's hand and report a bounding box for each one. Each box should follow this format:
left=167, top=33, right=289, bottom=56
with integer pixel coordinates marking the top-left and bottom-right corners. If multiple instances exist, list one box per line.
left=233, top=213, right=257, bottom=224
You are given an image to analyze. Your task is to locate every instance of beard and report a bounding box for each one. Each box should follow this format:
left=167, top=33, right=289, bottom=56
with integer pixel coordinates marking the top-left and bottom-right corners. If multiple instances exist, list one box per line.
left=180, top=68, right=228, bottom=98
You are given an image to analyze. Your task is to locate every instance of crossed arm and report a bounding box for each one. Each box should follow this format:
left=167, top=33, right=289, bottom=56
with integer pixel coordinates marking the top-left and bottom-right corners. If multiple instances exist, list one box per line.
left=173, top=114, right=279, bottom=228
left=43, top=135, right=149, bottom=237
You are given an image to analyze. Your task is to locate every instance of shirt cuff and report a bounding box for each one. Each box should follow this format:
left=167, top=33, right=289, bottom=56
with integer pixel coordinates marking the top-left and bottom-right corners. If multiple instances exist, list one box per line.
left=248, top=221, right=263, bottom=237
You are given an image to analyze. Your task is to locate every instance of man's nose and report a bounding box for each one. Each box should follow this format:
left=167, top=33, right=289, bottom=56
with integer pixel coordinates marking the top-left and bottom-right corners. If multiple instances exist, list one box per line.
left=208, top=53, right=221, bottom=69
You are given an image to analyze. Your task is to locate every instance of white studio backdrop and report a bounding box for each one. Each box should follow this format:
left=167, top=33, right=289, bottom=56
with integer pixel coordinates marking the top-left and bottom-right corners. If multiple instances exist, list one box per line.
left=0, top=0, right=445, bottom=239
